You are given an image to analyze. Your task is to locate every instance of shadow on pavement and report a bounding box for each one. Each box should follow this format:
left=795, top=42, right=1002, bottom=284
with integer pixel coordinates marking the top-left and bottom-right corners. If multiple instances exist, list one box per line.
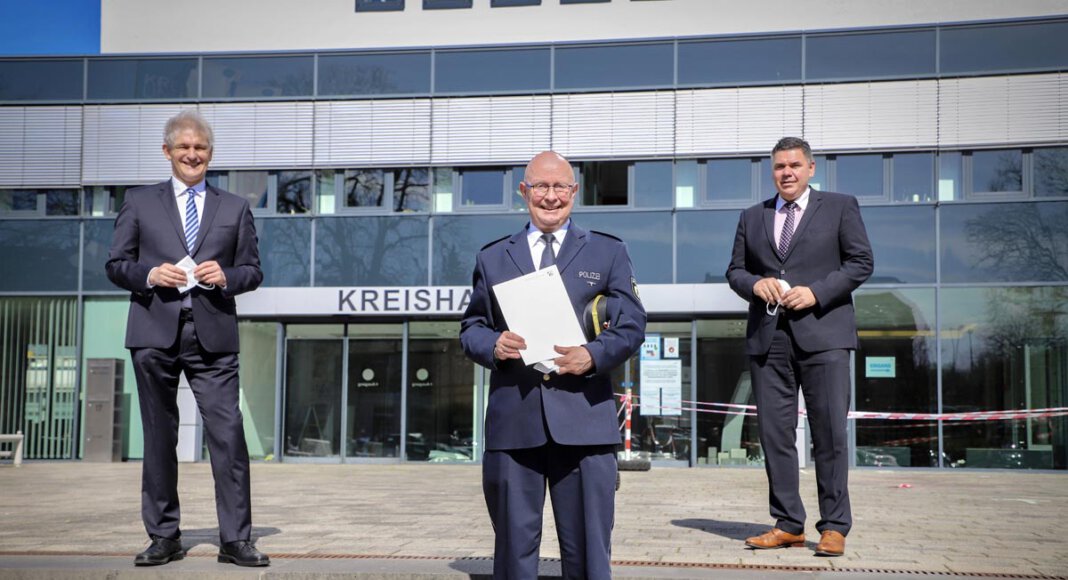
left=671, top=518, right=768, bottom=541
left=178, top=526, right=282, bottom=552
left=449, top=556, right=562, bottom=579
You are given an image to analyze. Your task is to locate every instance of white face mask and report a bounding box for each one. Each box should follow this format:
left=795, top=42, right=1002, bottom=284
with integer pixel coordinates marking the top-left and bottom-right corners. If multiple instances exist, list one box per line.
left=765, top=279, right=791, bottom=316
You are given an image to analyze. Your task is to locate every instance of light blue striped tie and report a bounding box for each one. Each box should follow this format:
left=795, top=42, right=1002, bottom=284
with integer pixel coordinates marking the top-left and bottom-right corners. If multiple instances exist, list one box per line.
left=184, top=188, right=199, bottom=251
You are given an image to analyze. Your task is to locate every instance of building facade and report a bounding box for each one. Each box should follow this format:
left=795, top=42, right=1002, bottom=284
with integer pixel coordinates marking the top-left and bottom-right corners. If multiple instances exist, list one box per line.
left=1, top=0, right=1066, bottom=470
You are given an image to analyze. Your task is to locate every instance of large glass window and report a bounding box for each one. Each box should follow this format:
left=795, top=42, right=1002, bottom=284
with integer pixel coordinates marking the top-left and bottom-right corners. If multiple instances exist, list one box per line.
left=555, top=43, right=673, bottom=90
left=432, top=214, right=527, bottom=285
left=84, top=185, right=138, bottom=216
left=202, top=56, right=313, bottom=99
left=87, top=58, right=198, bottom=100
left=971, top=149, right=1022, bottom=195
left=284, top=325, right=343, bottom=459
left=940, top=20, right=1068, bottom=74
left=940, top=201, right=1068, bottom=283
left=835, top=154, right=885, bottom=198
left=318, top=168, right=429, bottom=214
left=459, top=168, right=508, bottom=208
left=424, top=0, right=472, bottom=8
left=860, top=205, right=936, bottom=284
left=0, top=189, right=78, bottom=216
left=855, top=289, right=938, bottom=467
left=938, top=152, right=963, bottom=201
left=806, top=30, right=936, bottom=80
left=0, top=60, right=82, bottom=101
left=81, top=298, right=141, bottom=459
left=208, top=170, right=311, bottom=214
left=676, top=210, right=742, bottom=284
left=581, top=161, right=628, bottom=206
left=256, top=217, right=312, bottom=287
left=633, top=161, right=673, bottom=208
left=315, top=216, right=429, bottom=286
left=435, top=48, right=550, bottom=94
left=407, top=321, right=477, bottom=462
left=82, top=219, right=117, bottom=292
left=892, top=153, right=935, bottom=203
left=705, top=158, right=754, bottom=203
left=238, top=322, right=279, bottom=460
left=573, top=211, right=673, bottom=284
left=678, top=37, right=801, bottom=85
left=347, top=324, right=402, bottom=459
left=694, top=319, right=757, bottom=466
left=318, top=52, right=430, bottom=96
left=0, top=220, right=79, bottom=291
left=1034, top=147, right=1068, bottom=198
left=941, top=287, right=1068, bottom=469
left=492, top=0, right=540, bottom=5
left=355, top=0, right=404, bottom=11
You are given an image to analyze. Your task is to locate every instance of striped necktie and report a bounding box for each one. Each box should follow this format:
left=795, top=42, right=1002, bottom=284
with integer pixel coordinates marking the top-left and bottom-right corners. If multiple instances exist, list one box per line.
left=778, top=201, right=797, bottom=260
left=539, top=233, right=556, bottom=269
left=184, top=188, right=199, bottom=252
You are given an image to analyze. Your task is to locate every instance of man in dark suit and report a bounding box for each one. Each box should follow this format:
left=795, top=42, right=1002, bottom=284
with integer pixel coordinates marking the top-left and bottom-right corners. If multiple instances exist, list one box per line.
left=460, top=151, right=646, bottom=579
left=726, top=137, right=873, bottom=557
left=106, top=110, right=269, bottom=567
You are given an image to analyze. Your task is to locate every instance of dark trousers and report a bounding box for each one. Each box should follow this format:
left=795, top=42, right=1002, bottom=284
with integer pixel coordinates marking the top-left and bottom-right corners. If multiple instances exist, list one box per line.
left=130, top=314, right=252, bottom=543
left=750, top=326, right=852, bottom=537
left=483, top=442, right=616, bottom=580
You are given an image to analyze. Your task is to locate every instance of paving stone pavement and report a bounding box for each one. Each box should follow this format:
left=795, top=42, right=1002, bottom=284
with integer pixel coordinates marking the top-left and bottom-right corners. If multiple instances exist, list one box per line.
left=0, top=462, right=1065, bottom=578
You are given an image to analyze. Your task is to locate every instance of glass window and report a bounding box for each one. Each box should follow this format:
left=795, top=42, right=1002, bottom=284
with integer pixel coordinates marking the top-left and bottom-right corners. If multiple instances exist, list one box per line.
left=0, top=60, right=82, bottom=101
left=971, top=149, right=1022, bottom=195
left=347, top=324, right=403, bottom=459
left=940, top=286, right=1068, bottom=469
left=256, top=217, right=312, bottom=287
left=355, top=0, right=404, bottom=10
left=809, top=155, right=827, bottom=192
left=315, top=216, right=429, bottom=285
left=492, top=0, right=539, bottom=5
left=393, top=168, right=431, bottom=212
left=460, top=168, right=507, bottom=207
left=561, top=0, right=609, bottom=3
left=238, top=322, right=279, bottom=460
left=510, top=165, right=526, bottom=211
left=572, top=211, right=673, bottom=283
left=433, top=167, right=454, bottom=213
left=208, top=170, right=269, bottom=211
left=323, top=169, right=385, bottom=211
left=940, top=21, right=1068, bottom=74
left=675, top=160, right=698, bottom=208
left=633, top=161, right=673, bottom=208
left=678, top=37, right=802, bottom=85
left=0, top=189, right=77, bottom=216
left=435, top=48, right=550, bottom=93
left=835, top=154, right=885, bottom=198
left=0, top=220, right=79, bottom=291
left=940, top=201, right=1068, bottom=283
left=45, top=190, right=79, bottom=216
left=318, top=52, right=431, bottom=96
left=676, top=209, right=742, bottom=283
left=407, top=321, right=477, bottom=462
left=83, top=219, right=118, bottom=291
left=276, top=171, right=313, bottom=214
left=705, top=158, right=753, bottom=203
left=87, top=58, right=197, bottom=100
left=892, top=153, right=935, bottom=203
left=1035, top=147, right=1068, bottom=198
left=581, top=161, right=628, bottom=206
left=555, top=43, right=673, bottom=90
left=424, top=0, right=471, bottom=7
left=694, top=319, right=758, bottom=465
left=432, top=214, right=528, bottom=285
left=84, top=185, right=137, bottom=216
left=860, top=205, right=936, bottom=284
left=806, top=30, right=936, bottom=80
left=0, top=190, right=41, bottom=214
left=854, top=288, right=938, bottom=467
left=284, top=327, right=343, bottom=458
left=202, top=56, right=313, bottom=99
left=938, top=152, right=962, bottom=201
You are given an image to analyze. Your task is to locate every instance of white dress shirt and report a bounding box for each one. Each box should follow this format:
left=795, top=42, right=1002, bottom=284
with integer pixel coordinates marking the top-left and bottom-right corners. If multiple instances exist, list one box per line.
left=774, top=187, right=810, bottom=249
left=147, top=178, right=208, bottom=294
left=526, top=220, right=569, bottom=269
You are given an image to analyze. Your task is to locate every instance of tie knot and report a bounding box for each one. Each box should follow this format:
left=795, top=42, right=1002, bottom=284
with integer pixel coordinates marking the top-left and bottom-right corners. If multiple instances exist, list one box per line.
left=783, top=201, right=796, bottom=210
left=186, top=188, right=197, bottom=198
left=540, top=233, right=554, bottom=246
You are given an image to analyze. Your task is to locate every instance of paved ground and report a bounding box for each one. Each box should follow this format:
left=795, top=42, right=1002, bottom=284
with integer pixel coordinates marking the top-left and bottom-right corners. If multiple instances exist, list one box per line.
left=0, top=462, right=1065, bottom=579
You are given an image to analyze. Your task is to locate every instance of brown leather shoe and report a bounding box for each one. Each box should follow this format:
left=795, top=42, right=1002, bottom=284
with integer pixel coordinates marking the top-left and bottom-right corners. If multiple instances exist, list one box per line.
left=815, top=530, right=845, bottom=556
left=745, top=528, right=805, bottom=549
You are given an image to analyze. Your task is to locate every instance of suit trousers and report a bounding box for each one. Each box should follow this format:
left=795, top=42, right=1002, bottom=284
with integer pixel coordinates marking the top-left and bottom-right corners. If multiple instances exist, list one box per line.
left=483, top=442, right=616, bottom=580
left=130, top=313, right=252, bottom=543
left=750, top=324, right=852, bottom=537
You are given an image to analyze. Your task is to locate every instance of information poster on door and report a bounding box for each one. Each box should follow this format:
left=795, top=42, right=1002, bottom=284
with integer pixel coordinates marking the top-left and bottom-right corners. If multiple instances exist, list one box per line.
left=640, top=359, right=683, bottom=416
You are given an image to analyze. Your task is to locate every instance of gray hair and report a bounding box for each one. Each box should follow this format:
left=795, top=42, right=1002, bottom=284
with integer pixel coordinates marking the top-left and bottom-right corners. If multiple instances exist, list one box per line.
left=772, top=136, right=813, bottom=163
left=163, top=110, right=214, bottom=150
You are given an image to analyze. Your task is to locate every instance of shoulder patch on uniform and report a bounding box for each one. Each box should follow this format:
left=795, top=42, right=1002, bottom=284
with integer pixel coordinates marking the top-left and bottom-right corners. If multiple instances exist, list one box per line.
left=479, top=235, right=511, bottom=251
left=589, top=230, right=623, bottom=243
left=631, top=276, right=642, bottom=304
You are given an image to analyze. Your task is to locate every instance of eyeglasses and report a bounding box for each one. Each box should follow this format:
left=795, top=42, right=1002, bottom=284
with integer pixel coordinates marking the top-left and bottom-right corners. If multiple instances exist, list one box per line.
left=524, top=182, right=577, bottom=197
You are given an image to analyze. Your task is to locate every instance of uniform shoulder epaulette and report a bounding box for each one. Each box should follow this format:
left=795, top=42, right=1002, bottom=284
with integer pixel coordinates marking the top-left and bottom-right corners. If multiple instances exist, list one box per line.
left=479, top=235, right=511, bottom=251
left=589, top=230, right=623, bottom=243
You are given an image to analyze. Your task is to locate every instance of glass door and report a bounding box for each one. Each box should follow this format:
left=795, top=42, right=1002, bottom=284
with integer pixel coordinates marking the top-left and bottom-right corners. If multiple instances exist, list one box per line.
left=345, top=324, right=403, bottom=461
left=283, top=325, right=343, bottom=461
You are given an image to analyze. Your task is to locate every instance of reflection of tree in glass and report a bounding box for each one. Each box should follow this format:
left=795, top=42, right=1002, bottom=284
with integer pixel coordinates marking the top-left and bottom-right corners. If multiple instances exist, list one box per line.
left=277, top=171, right=311, bottom=214
left=1034, top=148, right=1068, bottom=197
left=981, top=287, right=1067, bottom=356
left=322, top=66, right=400, bottom=95
left=257, top=218, right=311, bottom=286
left=316, top=217, right=428, bottom=285
left=345, top=169, right=385, bottom=207
left=393, top=168, right=429, bottom=212
left=965, top=203, right=1068, bottom=281
left=982, top=151, right=1022, bottom=192
left=45, top=190, right=79, bottom=216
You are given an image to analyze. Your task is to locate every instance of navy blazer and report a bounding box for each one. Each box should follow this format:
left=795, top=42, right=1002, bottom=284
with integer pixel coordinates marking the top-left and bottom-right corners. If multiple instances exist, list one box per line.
left=460, top=223, right=647, bottom=451
left=106, top=180, right=262, bottom=353
left=726, top=190, right=873, bottom=355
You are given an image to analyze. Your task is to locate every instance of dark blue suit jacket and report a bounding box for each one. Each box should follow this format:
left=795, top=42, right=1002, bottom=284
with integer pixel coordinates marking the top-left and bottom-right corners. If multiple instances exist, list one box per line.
left=460, top=223, right=647, bottom=451
left=726, top=190, right=873, bottom=356
left=106, top=180, right=262, bottom=353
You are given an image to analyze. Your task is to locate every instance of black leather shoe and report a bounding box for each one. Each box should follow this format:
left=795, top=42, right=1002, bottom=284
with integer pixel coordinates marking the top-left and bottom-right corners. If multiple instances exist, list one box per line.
left=134, top=536, right=184, bottom=566
left=218, top=540, right=270, bottom=567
